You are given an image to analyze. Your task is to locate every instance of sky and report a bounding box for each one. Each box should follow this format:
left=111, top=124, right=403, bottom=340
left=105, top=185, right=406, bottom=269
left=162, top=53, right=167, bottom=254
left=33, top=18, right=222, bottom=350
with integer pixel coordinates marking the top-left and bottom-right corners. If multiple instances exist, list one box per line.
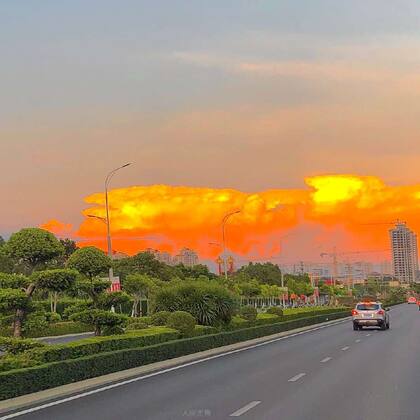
left=2, top=1, right=420, bottom=261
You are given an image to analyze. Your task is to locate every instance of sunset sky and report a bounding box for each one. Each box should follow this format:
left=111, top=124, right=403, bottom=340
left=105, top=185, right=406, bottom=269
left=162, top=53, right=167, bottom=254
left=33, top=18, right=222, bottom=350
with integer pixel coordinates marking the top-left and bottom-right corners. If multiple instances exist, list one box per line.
left=2, top=1, right=420, bottom=261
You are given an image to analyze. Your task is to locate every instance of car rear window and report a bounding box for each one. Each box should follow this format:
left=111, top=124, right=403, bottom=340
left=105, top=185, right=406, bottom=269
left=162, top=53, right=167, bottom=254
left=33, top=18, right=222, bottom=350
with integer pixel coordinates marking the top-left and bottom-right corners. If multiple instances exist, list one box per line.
left=356, top=304, right=380, bottom=311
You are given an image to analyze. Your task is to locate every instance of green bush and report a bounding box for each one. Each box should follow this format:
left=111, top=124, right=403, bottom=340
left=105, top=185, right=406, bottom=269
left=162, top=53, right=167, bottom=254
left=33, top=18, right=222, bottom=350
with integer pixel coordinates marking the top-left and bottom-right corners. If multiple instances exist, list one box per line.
left=46, top=312, right=62, bottom=323
left=0, top=354, right=39, bottom=373
left=255, top=313, right=280, bottom=326
left=239, top=306, right=257, bottom=322
left=70, top=309, right=127, bottom=336
left=0, top=311, right=349, bottom=399
left=227, top=316, right=251, bottom=330
left=0, top=337, right=46, bottom=355
left=150, top=311, right=171, bottom=326
left=25, top=321, right=92, bottom=338
left=190, top=325, right=218, bottom=337
left=63, top=302, right=92, bottom=320
left=28, top=327, right=179, bottom=363
left=126, top=317, right=150, bottom=331
left=22, top=311, right=49, bottom=337
left=266, top=307, right=284, bottom=317
left=167, top=311, right=196, bottom=336
left=153, top=281, right=238, bottom=327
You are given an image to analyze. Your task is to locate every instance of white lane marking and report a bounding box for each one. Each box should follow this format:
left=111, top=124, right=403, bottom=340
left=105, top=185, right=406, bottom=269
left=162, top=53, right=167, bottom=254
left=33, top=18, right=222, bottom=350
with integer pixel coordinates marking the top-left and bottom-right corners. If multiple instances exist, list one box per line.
left=0, top=318, right=350, bottom=420
left=288, top=373, right=306, bottom=382
left=320, top=357, right=332, bottom=363
left=230, top=401, right=261, bottom=417
left=355, top=339, right=361, bottom=343
left=366, top=333, right=371, bottom=337
left=341, top=346, right=350, bottom=351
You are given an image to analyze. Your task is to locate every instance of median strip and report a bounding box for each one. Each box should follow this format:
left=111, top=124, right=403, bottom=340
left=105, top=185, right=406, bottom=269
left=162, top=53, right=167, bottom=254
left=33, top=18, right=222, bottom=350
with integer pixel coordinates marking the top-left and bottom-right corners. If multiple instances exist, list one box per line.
left=229, top=401, right=261, bottom=417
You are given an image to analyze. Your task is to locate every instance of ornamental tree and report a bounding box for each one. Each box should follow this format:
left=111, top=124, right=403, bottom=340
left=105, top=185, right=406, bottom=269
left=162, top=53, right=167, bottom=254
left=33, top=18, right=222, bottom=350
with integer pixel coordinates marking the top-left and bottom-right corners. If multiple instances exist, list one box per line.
left=5, top=228, right=64, bottom=273
left=124, top=274, right=156, bottom=317
left=33, top=269, right=78, bottom=312
left=67, top=247, right=111, bottom=280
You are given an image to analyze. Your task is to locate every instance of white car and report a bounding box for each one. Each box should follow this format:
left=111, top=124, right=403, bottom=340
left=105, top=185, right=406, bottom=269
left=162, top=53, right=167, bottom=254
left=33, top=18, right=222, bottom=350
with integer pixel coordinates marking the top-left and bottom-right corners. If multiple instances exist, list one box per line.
left=352, top=302, right=390, bottom=331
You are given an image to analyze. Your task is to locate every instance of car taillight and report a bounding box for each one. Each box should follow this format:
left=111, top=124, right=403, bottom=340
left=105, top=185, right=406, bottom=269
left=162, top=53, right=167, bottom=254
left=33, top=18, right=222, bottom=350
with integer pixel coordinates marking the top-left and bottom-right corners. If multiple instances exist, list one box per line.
left=351, top=309, right=358, bottom=316
left=377, top=310, right=385, bottom=315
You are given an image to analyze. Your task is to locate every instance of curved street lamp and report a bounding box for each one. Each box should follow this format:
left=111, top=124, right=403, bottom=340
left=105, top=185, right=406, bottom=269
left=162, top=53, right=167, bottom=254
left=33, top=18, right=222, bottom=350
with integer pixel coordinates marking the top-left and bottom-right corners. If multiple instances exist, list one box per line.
left=221, top=210, right=241, bottom=280
left=104, top=163, right=132, bottom=281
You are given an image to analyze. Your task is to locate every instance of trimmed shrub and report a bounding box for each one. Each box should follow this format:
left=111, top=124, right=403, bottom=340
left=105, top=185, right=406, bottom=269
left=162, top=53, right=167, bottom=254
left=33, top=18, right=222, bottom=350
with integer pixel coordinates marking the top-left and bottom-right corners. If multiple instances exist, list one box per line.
left=190, top=325, right=218, bottom=337
left=28, top=327, right=179, bottom=363
left=227, top=316, right=251, bottom=330
left=150, top=311, right=171, bottom=326
left=239, top=306, right=257, bottom=322
left=0, top=337, right=46, bottom=355
left=0, top=355, right=39, bottom=373
left=46, top=312, right=62, bottom=323
left=167, top=311, right=196, bottom=336
left=0, top=311, right=349, bottom=399
left=255, top=313, right=280, bottom=326
left=126, top=317, right=150, bottom=331
left=70, top=310, right=127, bottom=336
left=266, top=307, right=284, bottom=317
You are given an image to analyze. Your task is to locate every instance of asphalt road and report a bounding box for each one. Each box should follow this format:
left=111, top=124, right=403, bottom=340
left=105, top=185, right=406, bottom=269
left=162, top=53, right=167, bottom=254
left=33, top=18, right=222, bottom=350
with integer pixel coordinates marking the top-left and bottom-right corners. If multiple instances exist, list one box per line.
left=2, top=304, right=419, bottom=420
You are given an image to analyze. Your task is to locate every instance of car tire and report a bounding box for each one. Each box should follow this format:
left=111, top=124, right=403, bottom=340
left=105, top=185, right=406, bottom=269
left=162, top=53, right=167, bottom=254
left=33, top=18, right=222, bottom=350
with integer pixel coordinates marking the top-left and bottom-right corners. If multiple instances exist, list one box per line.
left=353, top=323, right=359, bottom=331
left=380, top=322, right=387, bottom=331
left=386, top=322, right=390, bottom=329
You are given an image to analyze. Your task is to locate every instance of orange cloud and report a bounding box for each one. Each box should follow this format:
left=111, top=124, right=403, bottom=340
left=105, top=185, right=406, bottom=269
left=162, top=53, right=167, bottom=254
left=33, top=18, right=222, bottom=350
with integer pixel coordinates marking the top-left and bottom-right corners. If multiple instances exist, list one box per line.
left=42, top=174, right=420, bottom=260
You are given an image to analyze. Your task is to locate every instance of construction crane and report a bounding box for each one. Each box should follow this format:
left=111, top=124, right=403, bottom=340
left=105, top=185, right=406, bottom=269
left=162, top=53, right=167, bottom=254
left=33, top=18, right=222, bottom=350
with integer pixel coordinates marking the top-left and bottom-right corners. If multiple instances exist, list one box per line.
left=320, top=248, right=391, bottom=288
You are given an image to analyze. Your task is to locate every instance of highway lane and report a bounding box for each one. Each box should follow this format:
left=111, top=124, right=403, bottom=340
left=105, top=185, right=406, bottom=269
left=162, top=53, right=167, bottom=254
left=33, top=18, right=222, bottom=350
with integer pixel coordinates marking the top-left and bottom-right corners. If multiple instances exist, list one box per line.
left=2, top=304, right=419, bottom=420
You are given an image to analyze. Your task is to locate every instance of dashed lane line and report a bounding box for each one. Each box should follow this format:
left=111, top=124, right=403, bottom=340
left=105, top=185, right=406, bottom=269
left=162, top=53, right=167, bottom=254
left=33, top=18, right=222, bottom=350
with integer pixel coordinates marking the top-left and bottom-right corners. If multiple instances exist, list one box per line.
left=230, top=401, right=262, bottom=417
left=288, top=373, right=306, bottom=382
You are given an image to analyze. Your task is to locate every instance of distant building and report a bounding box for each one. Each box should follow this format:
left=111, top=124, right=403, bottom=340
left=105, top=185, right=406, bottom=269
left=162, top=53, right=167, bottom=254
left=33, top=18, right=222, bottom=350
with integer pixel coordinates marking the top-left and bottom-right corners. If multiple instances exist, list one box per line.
left=173, top=247, right=199, bottom=267
left=144, top=248, right=173, bottom=265
left=389, top=221, right=419, bottom=283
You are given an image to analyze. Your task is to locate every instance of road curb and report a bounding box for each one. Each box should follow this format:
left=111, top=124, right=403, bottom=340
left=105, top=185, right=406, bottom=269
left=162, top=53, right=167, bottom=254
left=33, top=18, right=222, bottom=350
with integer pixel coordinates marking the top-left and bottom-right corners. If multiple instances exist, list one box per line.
left=0, top=316, right=351, bottom=415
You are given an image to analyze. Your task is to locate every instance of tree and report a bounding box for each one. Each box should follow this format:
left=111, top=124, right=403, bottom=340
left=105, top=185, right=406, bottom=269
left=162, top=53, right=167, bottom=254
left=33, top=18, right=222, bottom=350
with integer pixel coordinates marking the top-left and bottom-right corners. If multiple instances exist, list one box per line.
left=236, top=262, right=283, bottom=286
left=0, top=247, right=15, bottom=274
left=33, top=269, right=78, bottom=312
left=67, top=247, right=111, bottom=281
left=0, top=236, right=5, bottom=247
left=97, top=291, right=131, bottom=312
left=70, top=309, right=127, bottom=336
left=5, top=228, right=64, bottom=273
left=124, top=274, right=156, bottom=317
left=60, top=239, right=78, bottom=259
left=113, top=252, right=172, bottom=282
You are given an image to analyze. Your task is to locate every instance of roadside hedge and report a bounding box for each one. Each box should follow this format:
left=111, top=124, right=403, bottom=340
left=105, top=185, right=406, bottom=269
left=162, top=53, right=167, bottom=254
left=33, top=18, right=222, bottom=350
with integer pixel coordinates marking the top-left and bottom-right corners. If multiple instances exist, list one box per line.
left=30, top=327, right=179, bottom=363
left=0, top=311, right=349, bottom=400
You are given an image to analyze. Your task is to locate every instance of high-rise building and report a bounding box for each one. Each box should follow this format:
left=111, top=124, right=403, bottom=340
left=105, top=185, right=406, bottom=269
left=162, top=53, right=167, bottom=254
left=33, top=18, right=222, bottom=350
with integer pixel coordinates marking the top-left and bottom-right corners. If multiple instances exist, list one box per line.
left=389, top=221, right=419, bottom=283
left=144, top=248, right=173, bottom=265
left=173, top=247, right=199, bottom=267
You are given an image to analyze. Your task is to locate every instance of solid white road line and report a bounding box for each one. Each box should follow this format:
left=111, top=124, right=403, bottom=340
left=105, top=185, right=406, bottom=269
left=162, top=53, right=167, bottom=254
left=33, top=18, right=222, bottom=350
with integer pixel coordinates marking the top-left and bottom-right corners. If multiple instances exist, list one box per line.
left=230, top=401, right=261, bottom=417
left=341, top=346, right=350, bottom=351
left=0, top=318, right=350, bottom=420
left=320, top=357, right=332, bottom=363
left=355, top=339, right=361, bottom=343
left=288, top=373, right=306, bottom=382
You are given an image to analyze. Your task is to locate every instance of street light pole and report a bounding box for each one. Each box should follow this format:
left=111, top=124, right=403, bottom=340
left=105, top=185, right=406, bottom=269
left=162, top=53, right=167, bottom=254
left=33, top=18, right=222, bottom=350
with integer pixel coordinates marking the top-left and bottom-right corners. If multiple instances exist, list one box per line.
left=104, top=163, right=132, bottom=282
left=221, top=210, right=241, bottom=280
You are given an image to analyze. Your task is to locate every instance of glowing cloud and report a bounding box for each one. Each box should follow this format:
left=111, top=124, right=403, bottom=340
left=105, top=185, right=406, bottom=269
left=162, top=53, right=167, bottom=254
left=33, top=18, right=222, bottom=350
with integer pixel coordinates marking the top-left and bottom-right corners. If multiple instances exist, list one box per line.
left=42, top=174, right=420, bottom=260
